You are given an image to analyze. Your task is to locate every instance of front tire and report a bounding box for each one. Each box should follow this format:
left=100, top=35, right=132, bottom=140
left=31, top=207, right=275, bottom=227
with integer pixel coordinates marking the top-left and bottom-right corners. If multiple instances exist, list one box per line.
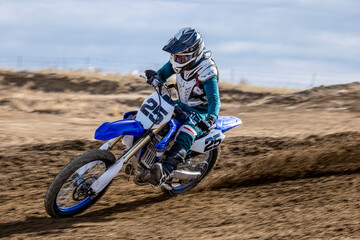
left=44, top=150, right=116, bottom=218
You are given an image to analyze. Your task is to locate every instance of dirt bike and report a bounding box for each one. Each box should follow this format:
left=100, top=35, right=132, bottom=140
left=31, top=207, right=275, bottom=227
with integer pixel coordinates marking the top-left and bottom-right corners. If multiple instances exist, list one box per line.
left=44, top=75, right=242, bottom=218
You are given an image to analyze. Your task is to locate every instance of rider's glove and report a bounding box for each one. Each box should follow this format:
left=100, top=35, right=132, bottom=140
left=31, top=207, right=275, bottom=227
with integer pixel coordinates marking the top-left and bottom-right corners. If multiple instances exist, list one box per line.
left=145, top=70, right=161, bottom=87
left=196, top=117, right=215, bottom=132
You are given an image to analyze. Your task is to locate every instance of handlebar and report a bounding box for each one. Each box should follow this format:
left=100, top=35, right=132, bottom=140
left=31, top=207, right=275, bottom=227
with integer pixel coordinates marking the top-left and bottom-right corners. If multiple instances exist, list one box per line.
left=139, top=74, right=173, bottom=98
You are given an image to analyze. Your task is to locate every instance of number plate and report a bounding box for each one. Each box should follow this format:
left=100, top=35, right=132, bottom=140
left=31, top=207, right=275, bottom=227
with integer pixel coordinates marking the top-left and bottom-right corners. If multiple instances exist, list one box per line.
left=136, top=93, right=175, bottom=129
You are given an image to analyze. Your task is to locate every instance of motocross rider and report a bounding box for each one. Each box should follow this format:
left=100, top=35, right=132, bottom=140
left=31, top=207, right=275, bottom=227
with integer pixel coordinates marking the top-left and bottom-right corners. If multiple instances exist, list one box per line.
left=145, top=27, right=221, bottom=186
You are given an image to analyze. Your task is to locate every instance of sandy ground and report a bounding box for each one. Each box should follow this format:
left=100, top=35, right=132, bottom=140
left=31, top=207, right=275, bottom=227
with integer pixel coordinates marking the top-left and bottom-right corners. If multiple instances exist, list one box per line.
left=0, top=70, right=359, bottom=239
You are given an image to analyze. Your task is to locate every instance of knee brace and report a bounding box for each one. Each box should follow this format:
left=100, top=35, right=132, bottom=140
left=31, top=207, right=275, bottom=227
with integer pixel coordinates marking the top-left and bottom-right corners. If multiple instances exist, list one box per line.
left=177, top=124, right=197, bottom=141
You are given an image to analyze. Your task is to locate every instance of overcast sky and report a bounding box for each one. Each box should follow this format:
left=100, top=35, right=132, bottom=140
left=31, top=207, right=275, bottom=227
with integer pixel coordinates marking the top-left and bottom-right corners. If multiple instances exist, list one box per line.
left=0, top=0, right=359, bottom=87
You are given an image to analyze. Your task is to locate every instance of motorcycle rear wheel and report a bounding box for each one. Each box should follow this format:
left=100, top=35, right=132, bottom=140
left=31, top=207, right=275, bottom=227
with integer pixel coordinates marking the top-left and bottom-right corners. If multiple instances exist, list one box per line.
left=44, top=150, right=116, bottom=218
left=162, top=148, right=218, bottom=195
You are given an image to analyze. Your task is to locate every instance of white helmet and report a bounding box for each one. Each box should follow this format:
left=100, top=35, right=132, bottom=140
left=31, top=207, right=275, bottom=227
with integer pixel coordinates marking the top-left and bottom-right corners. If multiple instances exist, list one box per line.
left=163, top=27, right=205, bottom=73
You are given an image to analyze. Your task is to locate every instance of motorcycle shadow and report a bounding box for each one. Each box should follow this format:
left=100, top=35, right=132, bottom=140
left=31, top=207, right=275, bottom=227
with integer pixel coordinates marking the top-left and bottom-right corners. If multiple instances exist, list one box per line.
left=0, top=193, right=171, bottom=238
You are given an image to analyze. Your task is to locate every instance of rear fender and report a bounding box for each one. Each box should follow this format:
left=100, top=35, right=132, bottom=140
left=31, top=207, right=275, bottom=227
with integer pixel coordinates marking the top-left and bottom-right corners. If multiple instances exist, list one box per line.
left=215, top=116, right=242, bottom=133
left=94, top=119, right=145, bottom=141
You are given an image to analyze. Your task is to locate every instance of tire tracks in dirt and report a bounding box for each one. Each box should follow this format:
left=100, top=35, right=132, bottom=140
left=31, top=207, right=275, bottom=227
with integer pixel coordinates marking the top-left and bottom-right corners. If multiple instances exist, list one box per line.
left=1, top=132, right=359, bottom=239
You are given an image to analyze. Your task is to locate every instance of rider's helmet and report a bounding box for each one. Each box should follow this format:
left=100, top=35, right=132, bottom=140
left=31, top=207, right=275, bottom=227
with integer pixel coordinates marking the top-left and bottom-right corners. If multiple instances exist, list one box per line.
left=162, top=27, right=205, bottom=72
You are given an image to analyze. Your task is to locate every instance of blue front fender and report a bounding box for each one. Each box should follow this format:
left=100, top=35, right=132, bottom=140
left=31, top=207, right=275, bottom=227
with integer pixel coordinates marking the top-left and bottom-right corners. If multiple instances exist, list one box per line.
left=94, top=119, right=145, bottom=141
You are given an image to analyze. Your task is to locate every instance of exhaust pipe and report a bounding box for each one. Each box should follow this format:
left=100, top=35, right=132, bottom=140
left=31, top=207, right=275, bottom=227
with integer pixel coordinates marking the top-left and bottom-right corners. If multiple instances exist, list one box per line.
left=171, top=169, right=201, bottom=180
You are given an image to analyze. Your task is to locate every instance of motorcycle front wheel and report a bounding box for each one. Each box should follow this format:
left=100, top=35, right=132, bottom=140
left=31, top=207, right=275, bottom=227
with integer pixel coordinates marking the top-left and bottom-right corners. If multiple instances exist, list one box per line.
left=44, top=150, right=116, bottom=218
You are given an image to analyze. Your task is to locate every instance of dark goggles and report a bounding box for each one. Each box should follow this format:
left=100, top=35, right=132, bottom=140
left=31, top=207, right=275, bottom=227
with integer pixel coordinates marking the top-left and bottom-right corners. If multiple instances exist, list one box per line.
left=172, top=53, right=194, bottom=64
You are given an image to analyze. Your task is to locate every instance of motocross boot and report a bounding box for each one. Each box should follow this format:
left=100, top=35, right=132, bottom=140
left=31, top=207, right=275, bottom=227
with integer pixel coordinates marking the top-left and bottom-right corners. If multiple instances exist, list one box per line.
left=148, top=144, right=187, bottom=187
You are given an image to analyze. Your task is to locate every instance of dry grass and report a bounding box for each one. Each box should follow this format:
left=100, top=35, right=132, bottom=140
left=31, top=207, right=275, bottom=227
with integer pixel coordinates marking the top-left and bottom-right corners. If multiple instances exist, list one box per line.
left=0, top=68, right=300, bottom=94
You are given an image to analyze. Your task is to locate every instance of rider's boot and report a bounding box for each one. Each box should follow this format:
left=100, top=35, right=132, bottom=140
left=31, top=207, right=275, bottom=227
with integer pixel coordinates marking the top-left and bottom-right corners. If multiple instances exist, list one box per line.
left=148, top=144, right=187, bottom=186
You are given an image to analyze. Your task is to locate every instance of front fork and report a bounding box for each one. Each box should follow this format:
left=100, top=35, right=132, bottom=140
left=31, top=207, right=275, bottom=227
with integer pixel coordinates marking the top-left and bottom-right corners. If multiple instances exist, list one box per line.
left=74, top=136, right=125, bottom=177
left=89, top=124, right=166, bottom=195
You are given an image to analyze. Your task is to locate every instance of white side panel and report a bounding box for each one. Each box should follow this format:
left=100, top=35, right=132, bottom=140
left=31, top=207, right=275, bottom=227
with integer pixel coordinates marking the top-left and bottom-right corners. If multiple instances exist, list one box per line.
left=135, top=93, right=174, bottom=129
left=190, top=129, right=225, bottom=153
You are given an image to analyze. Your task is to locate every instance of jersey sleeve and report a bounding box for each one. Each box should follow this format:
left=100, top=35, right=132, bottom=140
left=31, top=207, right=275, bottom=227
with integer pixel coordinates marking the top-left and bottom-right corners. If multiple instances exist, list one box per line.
left=157, top=61, right=175, bottom=83
left=202, top=76, right=221, bottom=121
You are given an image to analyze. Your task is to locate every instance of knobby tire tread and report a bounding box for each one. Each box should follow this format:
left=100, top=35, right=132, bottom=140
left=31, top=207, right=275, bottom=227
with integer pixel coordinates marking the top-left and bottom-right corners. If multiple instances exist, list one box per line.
left=44, top=150, right=116, bottom=218
left=162, top=148, right=218, bottom=195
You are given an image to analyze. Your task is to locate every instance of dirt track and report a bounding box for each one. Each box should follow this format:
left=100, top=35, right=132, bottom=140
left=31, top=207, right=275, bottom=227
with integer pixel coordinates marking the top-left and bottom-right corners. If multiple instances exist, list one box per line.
left=0, top=70, right=359, bottom=239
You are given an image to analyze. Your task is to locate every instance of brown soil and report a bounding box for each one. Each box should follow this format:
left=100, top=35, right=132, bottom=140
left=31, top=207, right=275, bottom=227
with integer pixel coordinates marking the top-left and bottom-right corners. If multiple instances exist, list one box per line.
left=0, top=70, right=359, bottom=239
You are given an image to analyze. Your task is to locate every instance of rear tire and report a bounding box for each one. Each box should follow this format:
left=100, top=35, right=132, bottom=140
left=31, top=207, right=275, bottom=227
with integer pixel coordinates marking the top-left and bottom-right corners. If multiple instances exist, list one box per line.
left=162, top=148, right=218, bottom=195
left=44, top=150, right=116, bottom=218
